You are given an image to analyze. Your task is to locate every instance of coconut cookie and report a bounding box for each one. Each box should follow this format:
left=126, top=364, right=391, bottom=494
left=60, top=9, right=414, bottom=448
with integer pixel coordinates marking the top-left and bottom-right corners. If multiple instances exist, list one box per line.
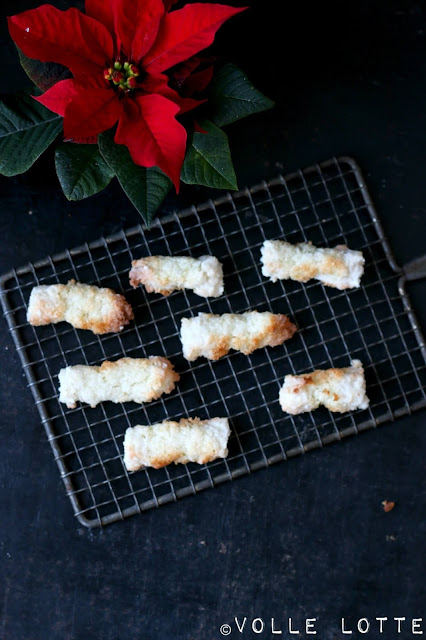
left=129, top=255, right=224, bottom=298
left=261, top=240, right=364, bottom=289
left=123, top=417, right=230, bottom=470
left=27, top=280, right=133, bottom=334
left=279, top=360, right=369, bottom=414
left=58, top=357, right=179, bottom=409
left=180, top=311, right=297, bottom=361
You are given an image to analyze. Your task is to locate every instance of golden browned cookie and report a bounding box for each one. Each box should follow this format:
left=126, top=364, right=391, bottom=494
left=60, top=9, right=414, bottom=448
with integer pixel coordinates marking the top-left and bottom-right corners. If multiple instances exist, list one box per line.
left=279, top=360, right=369, bottom=414
left=58, top=357, right=179, bottom=408
left=180, top=311, right=297, bottom=361
left=261, top=240, right=364, bottom=289
left=123, top=417, right=230, bottom=471
left=129, top=255, right=224, bottom=298
left=27, top=280, right=133, bottom=334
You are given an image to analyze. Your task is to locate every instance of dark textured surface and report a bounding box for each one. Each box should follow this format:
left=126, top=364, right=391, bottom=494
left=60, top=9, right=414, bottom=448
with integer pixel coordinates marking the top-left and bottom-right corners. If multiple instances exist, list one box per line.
left=0, top=1, right=425, bottom=639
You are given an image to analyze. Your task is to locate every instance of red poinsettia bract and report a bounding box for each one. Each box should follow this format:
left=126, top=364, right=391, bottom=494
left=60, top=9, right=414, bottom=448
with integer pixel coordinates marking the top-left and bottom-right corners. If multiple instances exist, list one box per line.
left=8, top=0, right=246, bottom=190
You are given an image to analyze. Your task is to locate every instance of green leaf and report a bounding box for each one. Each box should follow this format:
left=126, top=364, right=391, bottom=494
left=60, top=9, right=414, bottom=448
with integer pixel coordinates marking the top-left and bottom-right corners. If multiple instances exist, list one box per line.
left=98, top=130, right=172, bottom=228
left=181, top=118, right=238, bottom=190
left=17, top=47, right=71, bottom=92
left=55, top=143, right=115, bottom=201
left=209, top=63, right=275, bottom=127
left=0, top=91, right=62, bottom=177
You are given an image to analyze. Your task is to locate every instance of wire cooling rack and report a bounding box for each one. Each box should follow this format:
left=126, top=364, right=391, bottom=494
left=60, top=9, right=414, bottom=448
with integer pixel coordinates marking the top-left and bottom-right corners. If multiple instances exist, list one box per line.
left=1, top=157, right=425, bottom=527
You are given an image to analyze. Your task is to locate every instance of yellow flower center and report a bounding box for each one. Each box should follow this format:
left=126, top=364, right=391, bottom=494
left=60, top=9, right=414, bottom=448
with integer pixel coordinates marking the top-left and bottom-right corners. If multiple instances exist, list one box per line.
left=103, top=61, right=141, bottom=92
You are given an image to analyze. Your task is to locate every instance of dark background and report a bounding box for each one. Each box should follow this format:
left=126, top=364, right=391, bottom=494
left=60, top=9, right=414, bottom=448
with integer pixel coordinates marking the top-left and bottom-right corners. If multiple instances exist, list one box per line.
left=0, top=1, right=425, bottom=639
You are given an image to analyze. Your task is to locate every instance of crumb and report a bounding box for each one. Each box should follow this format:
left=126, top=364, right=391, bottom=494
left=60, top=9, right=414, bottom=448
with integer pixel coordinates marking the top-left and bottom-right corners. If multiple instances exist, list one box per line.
left=382, top=500, right=395, bottom=512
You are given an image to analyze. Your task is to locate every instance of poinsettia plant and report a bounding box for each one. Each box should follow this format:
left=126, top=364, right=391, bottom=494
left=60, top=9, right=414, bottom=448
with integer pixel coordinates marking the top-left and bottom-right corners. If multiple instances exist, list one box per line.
left=0, top=0, right=274, bottom=227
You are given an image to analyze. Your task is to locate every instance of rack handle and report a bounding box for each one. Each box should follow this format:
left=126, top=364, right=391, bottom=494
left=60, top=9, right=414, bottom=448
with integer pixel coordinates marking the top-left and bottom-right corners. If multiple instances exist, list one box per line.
left=403, top=255, right=426, bottom=282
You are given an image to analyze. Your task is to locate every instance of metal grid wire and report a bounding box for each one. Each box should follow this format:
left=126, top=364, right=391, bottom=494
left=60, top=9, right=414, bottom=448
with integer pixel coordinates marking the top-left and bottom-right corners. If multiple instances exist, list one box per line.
left=1, top=156, right=425, bottom=527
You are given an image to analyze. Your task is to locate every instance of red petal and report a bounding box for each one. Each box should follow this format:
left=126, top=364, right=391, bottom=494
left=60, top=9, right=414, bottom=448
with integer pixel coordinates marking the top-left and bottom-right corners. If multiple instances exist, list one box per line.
left=143, top=72, right=204, bottom=114
left=183, top=65, right=214, bottom=96
left=171, top=55, right=215, bottom=87
left=193, top=119, right=207, bottom=134
left=63, top=88, right=121, bottom=139
left=34, top=78, right=81, bottom=117
left=163, top=0, right=179, bottom=10
left=142, top=72, right=177, bottom=98
left=115, top=94, right=186, bottom=191
left=171, top=56, right=202, bottom=88
left=113, top=0, right=164, bottom=62
left=172, top=96, right=206, bottom=115
left=85, top=0, right=115, bottom=36
left=143, top=3, right=247, bottom=73
left=8, top=6, right=114, bottom=80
